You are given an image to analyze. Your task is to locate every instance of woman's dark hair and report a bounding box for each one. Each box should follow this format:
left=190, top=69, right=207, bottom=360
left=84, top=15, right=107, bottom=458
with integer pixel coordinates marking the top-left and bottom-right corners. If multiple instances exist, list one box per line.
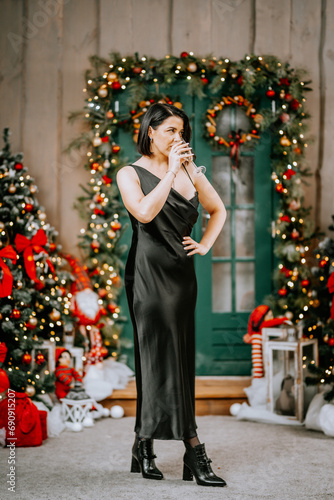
left=137, top=103, right=192, bottom=157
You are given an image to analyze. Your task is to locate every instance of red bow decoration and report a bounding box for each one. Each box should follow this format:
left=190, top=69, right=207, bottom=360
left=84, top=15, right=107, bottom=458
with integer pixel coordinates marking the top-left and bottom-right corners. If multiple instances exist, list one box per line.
left=0, top=342, right=8, bottom=363
left=0, top=245, right=18, bottom=298
left=229, top=130, right=243, bottom=170
left=327, top=273, right=334, bottom=319
left=14, top=229, right=55, bottom=289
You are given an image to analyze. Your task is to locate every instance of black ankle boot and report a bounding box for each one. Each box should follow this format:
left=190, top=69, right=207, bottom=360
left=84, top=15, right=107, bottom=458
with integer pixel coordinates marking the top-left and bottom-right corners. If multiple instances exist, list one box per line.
left=183, top=442, right=226, bottom=487
left=131, top=436, right=163, bottom=480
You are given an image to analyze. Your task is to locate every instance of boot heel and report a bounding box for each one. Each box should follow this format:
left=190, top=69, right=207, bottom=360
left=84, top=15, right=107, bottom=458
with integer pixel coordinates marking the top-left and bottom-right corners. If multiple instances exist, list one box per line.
left=130, top=455, right=140, bottom=473
left=183, top=463, right=193, bottom=481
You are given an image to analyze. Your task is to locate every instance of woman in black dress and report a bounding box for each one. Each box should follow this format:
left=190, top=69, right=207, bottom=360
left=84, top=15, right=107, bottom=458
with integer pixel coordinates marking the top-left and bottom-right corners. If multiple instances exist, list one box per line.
left=117, top=103, right=227, bottom=487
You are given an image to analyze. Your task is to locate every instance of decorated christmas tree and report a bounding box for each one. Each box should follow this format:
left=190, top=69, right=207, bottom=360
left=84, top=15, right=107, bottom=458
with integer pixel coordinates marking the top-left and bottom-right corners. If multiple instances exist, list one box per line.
left=304, top=217, right=334, bottom=400
left=0, top=129, right=73, bottom=400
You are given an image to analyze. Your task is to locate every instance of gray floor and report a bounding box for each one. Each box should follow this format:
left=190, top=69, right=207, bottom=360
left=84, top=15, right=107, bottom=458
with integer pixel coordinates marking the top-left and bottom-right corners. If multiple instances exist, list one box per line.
left=0, top=415, right=332, bottom=500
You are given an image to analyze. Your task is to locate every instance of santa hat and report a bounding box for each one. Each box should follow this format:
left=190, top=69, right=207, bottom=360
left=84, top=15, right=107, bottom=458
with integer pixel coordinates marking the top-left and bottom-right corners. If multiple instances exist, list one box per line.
left=248, top=305, right=270, bottom=336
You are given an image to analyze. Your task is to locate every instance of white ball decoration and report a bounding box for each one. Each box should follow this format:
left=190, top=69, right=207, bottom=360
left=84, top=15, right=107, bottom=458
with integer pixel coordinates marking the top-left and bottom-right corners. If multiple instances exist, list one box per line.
left=229, top=403, right=242, bottom=416
left=110, top=405, right=124, bottom=419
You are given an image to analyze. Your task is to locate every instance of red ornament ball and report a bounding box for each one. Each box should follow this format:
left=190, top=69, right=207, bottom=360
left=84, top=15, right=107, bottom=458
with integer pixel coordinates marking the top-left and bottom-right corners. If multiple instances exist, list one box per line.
left=49, top=242, right=56, bottom=252
left=180, top=52, right=189, bottom=58
left=26, top=316, right=38, bottom=329
left=112, top=145, right=121, bottom=154
left=319, top=259, right=328, bottom=268
left=111, top=81, right=121, bottom=90
left=98, top=288, right=108, bottom=299
left=24, top=203, right=34, bottom=212
left=36, top=353, right=45, bottom=365
left=266, top=88, right=275, bottom=98
left=275, top=183, right=284, bottom=193
left=278, top=288, right=287, bottom=297
left=108, top=302, right=118, bottom=314
left=290, top=99, right=300, bottom=110
left=201, top=77, right=209, bottom=85
left=11, top=309, right=21, bottom=319
left=132, top=66, right=142, bottom=74
left=111, top=220, right=122, bottom=231
left=291, top=229, right=300, bottom=240
left=15, top=162, right=23, bottom=171
left=328, top=338, right=334, bottom=347
left=22, top=352, right=32, bottom=365
left=301, top=279, right=310, bottom=287
left=91, top=241, right=100, bottom=250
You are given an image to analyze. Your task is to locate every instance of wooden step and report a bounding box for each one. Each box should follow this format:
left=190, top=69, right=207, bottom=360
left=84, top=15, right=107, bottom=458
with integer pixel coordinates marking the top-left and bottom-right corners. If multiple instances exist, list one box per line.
left=101, top=376, right=251, bottom=416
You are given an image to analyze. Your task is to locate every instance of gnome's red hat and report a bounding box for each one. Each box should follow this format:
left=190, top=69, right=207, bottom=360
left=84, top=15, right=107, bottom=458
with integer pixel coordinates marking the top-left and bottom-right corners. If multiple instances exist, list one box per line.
left=248, top=305, right=270, bottom=336
left=55, top=347, right=72, bottom=366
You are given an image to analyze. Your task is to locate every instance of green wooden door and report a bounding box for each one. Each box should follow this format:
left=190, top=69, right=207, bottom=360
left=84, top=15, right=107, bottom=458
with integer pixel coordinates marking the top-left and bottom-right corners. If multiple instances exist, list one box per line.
left=192, top=96, right=274, bottom=375
left=117, top=86, right=274, bottom=375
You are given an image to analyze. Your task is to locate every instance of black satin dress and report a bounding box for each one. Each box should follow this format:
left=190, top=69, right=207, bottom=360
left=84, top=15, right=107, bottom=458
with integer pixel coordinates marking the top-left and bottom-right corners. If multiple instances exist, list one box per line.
left=124, top=165, right=199, bottom=440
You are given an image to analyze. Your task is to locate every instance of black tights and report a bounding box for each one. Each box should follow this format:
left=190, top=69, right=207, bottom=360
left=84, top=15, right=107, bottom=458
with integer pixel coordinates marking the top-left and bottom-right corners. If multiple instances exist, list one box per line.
left=184, top=435, right=200, bottom=447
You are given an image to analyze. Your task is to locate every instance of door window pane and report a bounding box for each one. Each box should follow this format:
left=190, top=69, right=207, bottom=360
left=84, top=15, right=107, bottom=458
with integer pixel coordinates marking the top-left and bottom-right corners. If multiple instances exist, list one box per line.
left=213, top=211, right=231, bottom=257
left=212, top=156, right=231, bottom=205
left=235, top=156, right=254, bottom=204
left=235, top=210, right=254, bottom=257
left=236, top=262, right=255, bottom=311
left=212, top=263, right=231, bottom=312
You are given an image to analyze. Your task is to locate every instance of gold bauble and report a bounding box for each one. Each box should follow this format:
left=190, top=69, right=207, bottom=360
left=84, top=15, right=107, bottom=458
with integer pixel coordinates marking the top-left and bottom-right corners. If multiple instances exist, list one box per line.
left=25, top=385, right=36, bottom=397
left=50, top=308, right=61, bottom=321
left=28, top=316, right=38, bottom=326
left=29, top=185, right=37, bottom=194
left=187, top=62, right=197, bottom=72
left=107, top=72, right=118, bottom=82
left=280, top=136, right=292, bottom=147
left=0, top=222, right=5, bottom=230
left=93, top=137, right=102, bottom=147
left=8, top=184, right=17, bottom=194
left=98, top=86, right=108, bottom=98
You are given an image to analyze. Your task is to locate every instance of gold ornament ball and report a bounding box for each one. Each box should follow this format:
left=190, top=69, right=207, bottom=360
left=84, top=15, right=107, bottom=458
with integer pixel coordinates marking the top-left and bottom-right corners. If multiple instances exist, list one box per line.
left=0, top=312, right=2, bottom=320
left=50, top=308, right=61, bottom=321
left=8, top=184, right=17, bottom=194
left=28, top=316, right=38, bottom=326
left=0, top=222, right=5, bottom=230
left=108, top=229, right=116, bottom=239
left=25, top=385, right=36, bottom=397
left=187, top=62, right=197, bottom=73
left=280, top=136, right=292, bottom=147
left=173, top=102, right=182, bottom=109
left=93, top=137, right=102, bottom=147
left=285, top=311, right=293, bottom=320
left=29, top=185, right=37, bottom=194
left=38, top=212, right=47, bottom=221
left=16, top=280, right=23, bottom=289
left=107, top=72, right=118, bottom=82
left=98, top=86, right=108, bottom=98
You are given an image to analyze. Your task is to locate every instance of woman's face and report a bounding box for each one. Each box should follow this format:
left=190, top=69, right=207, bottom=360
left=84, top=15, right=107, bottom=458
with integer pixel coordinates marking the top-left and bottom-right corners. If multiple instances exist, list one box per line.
left=149, top=115, right=184, bottom=157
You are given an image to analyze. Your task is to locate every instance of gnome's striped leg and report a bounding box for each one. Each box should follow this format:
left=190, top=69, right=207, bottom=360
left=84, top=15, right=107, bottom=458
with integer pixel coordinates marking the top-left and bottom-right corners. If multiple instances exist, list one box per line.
left=251, top=333, right=264, bottom=378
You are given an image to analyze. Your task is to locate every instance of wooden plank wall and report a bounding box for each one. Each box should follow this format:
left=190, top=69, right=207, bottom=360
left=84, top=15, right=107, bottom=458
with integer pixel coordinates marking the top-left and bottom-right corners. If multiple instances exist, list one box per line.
left=0, top=0, right=333, bottom=255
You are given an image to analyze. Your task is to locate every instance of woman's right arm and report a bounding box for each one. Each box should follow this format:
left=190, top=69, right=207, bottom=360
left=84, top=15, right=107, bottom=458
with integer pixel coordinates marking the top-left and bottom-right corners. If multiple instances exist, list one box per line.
left=116, top=167, right=176, bottom=223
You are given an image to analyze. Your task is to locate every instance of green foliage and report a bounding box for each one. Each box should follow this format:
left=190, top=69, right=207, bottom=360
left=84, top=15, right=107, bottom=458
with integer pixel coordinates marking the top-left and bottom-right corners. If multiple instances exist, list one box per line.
left=0, top=128, right=74, bottom=399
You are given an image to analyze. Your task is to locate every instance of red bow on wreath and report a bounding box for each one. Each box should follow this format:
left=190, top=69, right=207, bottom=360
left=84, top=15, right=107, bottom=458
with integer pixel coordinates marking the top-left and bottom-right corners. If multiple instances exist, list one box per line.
left=0, top=245, right=18, bottom=298
left=327, top=272, right=334, bottom=319
left=229, top=130, right=243, bottom=170
left=14, top=229, right=55, bottom=289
